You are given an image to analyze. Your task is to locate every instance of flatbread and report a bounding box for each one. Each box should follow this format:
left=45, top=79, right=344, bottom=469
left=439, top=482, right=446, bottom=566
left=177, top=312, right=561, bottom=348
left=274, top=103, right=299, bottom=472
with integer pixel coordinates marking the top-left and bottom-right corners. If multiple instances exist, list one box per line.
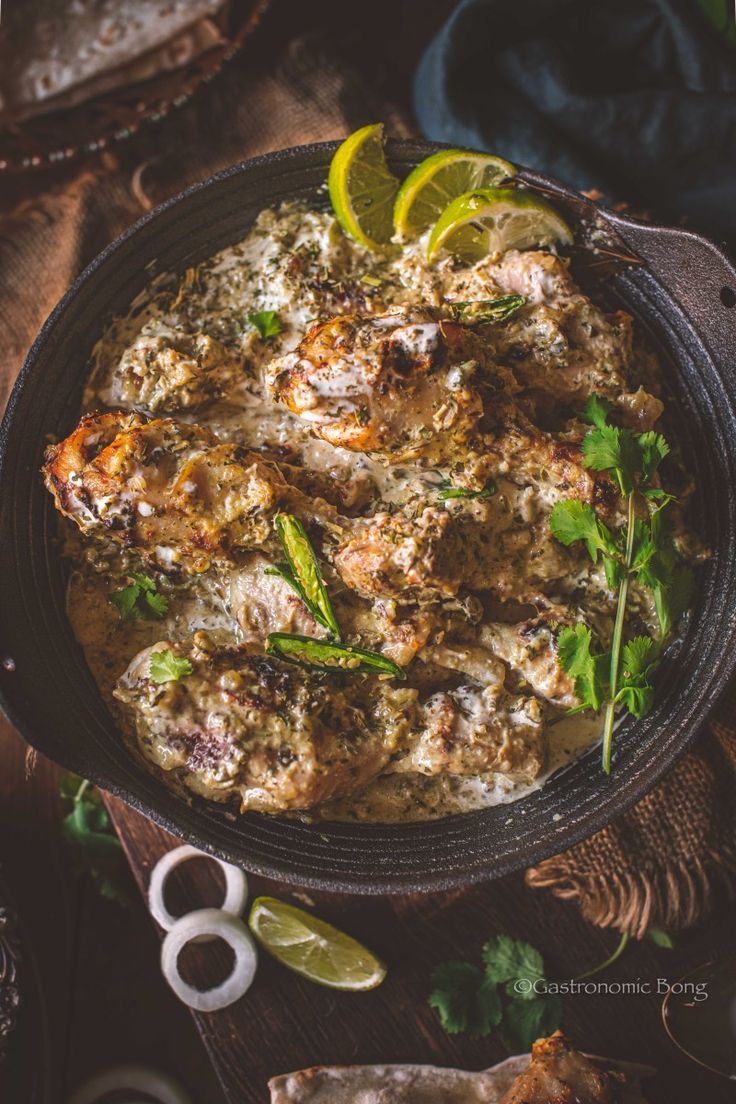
left=268, top=1057, right=529, bottom=1104
left=268, top=1054, right=654, bottom=1104
left=0, top=0, right=226, bottom=121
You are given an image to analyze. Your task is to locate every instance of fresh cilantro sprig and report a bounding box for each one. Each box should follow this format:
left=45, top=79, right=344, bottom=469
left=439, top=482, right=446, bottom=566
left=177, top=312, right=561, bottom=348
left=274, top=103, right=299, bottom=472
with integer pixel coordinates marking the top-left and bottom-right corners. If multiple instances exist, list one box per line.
left=110, top=573, right=168, bottom=621
left=429, top=925, right=675, bottom=1046
left=429, top=934, right=562, bottom=1050
left=550, top=396, right=693, bottom=772
left=149, top=649, right=193, bottom=684
left=60, top=774, right=134, bottom=908
left=249, top=310, right=282, bottom=340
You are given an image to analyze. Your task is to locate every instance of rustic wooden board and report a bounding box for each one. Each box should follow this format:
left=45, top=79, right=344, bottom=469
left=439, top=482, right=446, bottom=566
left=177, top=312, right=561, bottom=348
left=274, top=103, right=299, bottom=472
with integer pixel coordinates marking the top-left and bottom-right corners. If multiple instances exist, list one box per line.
left=106, top=794, right=736, bottom=1104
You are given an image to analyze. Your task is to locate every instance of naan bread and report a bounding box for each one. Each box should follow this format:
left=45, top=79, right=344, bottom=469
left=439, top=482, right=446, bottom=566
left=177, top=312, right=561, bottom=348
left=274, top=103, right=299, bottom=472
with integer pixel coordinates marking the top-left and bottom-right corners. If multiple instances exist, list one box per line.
left=269, top=1058, right=529, bottom=1104
left=0, top=0, right=226, bottom=122
left=269, top=1046, right=653, bottom=1104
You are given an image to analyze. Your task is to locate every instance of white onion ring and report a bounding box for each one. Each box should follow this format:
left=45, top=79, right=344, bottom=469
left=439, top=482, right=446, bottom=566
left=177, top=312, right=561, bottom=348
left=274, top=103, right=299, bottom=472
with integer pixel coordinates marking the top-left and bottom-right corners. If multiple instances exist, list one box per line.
left=68, top=1063, right=191, bottom=1104
left=148, top=844, right=248, bottom=941
left=161, top=907, right=258, bottom=1012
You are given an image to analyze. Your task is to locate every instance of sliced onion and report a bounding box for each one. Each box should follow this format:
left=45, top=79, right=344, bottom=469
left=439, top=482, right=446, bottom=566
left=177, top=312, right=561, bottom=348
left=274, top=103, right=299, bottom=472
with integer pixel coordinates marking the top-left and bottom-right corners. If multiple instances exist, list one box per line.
left=148, top=844, right=248, bottom=941
left=68, top=1063, right=191, bottom=1104
left=161, top=907, right=258, bottom=1012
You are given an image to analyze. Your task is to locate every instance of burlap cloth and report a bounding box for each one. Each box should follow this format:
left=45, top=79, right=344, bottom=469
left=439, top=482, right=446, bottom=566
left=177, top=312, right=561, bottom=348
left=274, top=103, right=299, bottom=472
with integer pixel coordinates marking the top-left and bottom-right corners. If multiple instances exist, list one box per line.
left=1, top=25, right=734, bottom=939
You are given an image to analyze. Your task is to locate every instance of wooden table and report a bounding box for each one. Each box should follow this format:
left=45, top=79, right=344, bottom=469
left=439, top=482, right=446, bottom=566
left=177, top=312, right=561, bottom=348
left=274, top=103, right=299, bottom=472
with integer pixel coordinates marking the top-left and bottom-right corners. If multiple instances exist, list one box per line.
left=4, top=710, right=732, bottom=1102
left=2, top=3, right=735, bottom=1099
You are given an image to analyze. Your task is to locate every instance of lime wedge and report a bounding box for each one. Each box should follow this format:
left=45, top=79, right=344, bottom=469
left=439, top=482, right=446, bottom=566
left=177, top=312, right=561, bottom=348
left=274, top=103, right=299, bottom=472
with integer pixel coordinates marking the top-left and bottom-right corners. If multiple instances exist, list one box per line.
left=328, top=124, right=400, bottom=251
left=427, top=186, right=573, bottom=263
left=393, top=149, right=515, bottom=239
left=248, top=896, right=387, bottom=991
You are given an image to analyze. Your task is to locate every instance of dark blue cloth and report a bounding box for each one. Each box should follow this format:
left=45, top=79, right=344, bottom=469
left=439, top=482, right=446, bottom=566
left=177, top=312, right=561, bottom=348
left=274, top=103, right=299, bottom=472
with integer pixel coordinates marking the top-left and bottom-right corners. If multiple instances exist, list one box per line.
left=414, top=0, right=736, bottom=241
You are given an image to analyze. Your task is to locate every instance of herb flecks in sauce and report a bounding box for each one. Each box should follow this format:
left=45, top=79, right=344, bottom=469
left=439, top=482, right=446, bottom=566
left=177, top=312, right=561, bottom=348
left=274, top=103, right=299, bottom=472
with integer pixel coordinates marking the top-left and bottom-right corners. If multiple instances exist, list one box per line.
left=51, top=198, right=696, bottom=821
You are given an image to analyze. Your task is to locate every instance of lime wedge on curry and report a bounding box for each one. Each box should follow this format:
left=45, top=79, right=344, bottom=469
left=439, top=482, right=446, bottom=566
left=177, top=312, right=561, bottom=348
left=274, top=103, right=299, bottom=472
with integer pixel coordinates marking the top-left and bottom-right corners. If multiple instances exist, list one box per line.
left=328, top=123, right=400, bottom=250
left=248, top=896, right=387, bottom=990
left=427, top=186, right=573, bottom=263
left=393, top=149, right=515, bottom=239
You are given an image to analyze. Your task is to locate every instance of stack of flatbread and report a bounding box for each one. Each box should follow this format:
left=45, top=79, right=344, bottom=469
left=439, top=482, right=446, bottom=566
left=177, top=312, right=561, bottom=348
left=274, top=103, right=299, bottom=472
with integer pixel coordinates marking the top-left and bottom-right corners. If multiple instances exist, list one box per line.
left=269, top=1033, right=654, bottom=1104
left=0, top=0, right=230, bottom=125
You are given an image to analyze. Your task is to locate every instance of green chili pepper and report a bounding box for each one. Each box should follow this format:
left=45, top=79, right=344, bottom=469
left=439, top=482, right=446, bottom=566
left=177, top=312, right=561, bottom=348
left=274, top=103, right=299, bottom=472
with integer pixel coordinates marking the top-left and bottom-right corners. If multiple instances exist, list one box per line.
left=452, top=294, right=525, bottom=325
left=266, top=633, right=405, bottom=679
left=271, top=514, right=341, bottom=639
left=437, top=479, right=496, bottom=501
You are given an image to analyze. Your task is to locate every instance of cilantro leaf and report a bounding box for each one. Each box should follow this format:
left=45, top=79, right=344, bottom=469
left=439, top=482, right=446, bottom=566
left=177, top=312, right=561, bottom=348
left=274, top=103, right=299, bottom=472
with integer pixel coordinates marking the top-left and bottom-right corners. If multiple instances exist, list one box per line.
left=653, top=565, right=694, bottom=638
left=549, top=500, right=614, bottom=563
left=60, top=775, right=133, bottom=909
left=249, top=310, right=282, bottom=340
left=482, top=935, right=544, bottom=999
left=582, top=425, right=643, bottom=495
left=149, top=650, right=193, bottom=684
left=557, top=625, right=609, bottom=711
left=144, top=590, right=169, bottom=617
left=646, top=926, right=676, bottom=949
left=503, top=993, right=563, bottom=1052
left=638, top=431, right=670, bottom=483
left=615, top=636, right=660, bottom=718
left=622, top=635, right=660, bottom=677
left=428, top=962, right=502, bottom=1038
left=110, top=573, right=168, bottom=621
left=110, top=584, right=139, bottom=620
left=131, top=572, right=156, bottom=592
left=579, top=394, right=614, bottom=429
left=630, top=518, right=657, bottom=573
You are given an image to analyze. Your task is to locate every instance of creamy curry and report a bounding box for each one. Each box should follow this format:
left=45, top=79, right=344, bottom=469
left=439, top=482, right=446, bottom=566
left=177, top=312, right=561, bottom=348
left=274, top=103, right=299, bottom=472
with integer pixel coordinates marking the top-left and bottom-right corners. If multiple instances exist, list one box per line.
left=43, top=201, right=683, bottom=821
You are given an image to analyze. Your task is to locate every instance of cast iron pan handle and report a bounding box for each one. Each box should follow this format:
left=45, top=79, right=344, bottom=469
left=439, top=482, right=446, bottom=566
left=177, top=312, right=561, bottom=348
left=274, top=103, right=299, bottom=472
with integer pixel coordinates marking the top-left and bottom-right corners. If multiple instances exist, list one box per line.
left=604, top=214, right=736, bottom=383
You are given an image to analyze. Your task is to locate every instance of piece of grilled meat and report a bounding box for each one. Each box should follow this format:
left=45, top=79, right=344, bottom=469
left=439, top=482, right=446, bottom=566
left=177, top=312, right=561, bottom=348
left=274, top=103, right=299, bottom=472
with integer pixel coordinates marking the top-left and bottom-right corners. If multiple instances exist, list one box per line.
left=42, top=412, right=339, bottom=575
left=115, top=634, right=419, bottom=813
left=265, top=306, right=502, bottom=465
left=499, top=1032, right=634, bottom=1104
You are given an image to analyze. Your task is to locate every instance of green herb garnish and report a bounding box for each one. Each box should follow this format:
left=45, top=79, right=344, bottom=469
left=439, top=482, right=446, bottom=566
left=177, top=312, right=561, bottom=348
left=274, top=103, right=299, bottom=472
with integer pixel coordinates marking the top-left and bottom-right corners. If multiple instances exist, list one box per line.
left=266, top=632, right=405, bottom=679
left=550, top=396, right=693, bottom=772
left=437, top=478, right=496, bottom=502
left=428, top=962, right=502, bottom=1038
left=60, top=774, right=133, bottom=908
left=268, top=514, right=341, bottom=639
left=149, top=649, right=193, bottom=684
left=110, top=573, right=168, bottom=621
left=452, top=294, right=525, bottom=325
left=249, top=310, right=282, bottom=340
left=429, top=934, right=561, bottom=1050
left=646, top=926, right=676, bottom=949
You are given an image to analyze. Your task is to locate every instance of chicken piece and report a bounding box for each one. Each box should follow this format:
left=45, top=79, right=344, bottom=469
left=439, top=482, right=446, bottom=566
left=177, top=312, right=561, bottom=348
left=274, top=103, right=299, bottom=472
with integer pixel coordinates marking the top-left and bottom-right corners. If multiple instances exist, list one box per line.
left=333, top=463, right=601, bottom=607
left=479, top=618, right=577, bottom=708
left=229, top=554, right=322, bottom=641
left=43, top=412, right=341, bottom=575
left=392, top=685, right=545, bottom=782
left=99, top=320, right=245, bottom=414
left=442, top=250, right=662, bottom=430
left=265, top=307, right=490, bottom=465
left=334, top=507, right=463, bottom=601
left=500, top=1031, right=630, bottom=1104
left=115, top=635, right=419, bottom=813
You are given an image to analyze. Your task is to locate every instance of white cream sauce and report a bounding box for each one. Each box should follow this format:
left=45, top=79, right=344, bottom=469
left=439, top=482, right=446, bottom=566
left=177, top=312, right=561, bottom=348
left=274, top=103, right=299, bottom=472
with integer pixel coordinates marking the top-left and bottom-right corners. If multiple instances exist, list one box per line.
left=66, top=201, right=622, bottom=821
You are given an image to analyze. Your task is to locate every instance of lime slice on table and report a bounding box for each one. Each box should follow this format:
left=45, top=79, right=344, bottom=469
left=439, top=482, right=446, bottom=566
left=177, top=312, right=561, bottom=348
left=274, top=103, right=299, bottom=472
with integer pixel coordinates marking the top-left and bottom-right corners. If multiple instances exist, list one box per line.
left=249, top=896, right=387, bottom=991
left=393, top=149, right=515, bottom=239
left=427, top=186, right=574, bottom=263
left=328, top=123, right=400, bottom=251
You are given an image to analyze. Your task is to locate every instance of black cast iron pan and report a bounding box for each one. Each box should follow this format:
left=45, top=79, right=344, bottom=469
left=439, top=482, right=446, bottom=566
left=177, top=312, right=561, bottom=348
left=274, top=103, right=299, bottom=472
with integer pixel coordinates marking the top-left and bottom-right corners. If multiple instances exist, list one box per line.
left=1, top=140, right=735, bottom=893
